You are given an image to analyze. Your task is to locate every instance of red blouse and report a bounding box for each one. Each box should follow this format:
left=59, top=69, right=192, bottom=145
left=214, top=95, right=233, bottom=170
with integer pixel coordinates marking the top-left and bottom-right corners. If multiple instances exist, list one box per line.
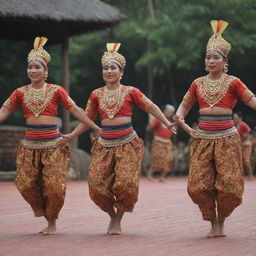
left=85, top=85, right=153, bottom=120
left=150, top=119, right=173, bottom=139
left=2, top=83, right=75, bottom=118
left=237, top=121, right=251, bottom=138
left=183, top=75, right=254, bottom=109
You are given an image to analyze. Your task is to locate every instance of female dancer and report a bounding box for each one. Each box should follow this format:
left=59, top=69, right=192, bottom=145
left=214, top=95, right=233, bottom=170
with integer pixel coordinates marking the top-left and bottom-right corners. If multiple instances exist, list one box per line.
left=60, top=43, right=173, bottom=235
left=0, top=37, right=100, bottom=235
left=173, top=21, right=256, bottom=238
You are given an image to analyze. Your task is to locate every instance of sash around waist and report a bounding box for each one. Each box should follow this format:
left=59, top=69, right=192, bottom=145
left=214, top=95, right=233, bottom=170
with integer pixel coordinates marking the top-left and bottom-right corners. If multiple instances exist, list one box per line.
left=22, top=124, right=62, bottom=149
left=196, top=115, right=238, bottom=139
left=98, top=123, right=137, bottom=147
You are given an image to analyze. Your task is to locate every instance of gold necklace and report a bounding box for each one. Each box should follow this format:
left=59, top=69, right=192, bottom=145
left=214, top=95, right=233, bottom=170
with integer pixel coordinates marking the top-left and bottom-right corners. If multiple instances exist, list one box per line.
left=26, top=82, right=49, bottom=117
left=198, top=73, right=230, bottom=107
left=29, top=82, right=47, bottom=103
left=102, top=85, right=122, bottom=119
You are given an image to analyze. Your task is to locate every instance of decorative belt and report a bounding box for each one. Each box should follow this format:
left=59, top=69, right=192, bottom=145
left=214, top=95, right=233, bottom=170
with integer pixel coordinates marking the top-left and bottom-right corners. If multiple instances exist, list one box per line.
left=22, top=124, right=62, bottom=149
left=98, top=123, right=137, bottom=147
left=154, top=136, right=171, bottom=143
left=195, top=114, right=238, bottom=139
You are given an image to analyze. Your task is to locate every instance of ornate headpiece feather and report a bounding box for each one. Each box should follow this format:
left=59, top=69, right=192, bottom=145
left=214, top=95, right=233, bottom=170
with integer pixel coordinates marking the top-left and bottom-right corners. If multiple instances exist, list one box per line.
left=27, top=37, right=51, bottom=66
left=206, top=20, right=231, bottom=57
left=101, top=43, right=126, bottom=69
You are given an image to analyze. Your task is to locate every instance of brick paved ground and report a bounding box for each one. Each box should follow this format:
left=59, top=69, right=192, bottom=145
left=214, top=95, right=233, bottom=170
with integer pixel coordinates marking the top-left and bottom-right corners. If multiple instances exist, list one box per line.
left=0, top=177, right=256, bottom=256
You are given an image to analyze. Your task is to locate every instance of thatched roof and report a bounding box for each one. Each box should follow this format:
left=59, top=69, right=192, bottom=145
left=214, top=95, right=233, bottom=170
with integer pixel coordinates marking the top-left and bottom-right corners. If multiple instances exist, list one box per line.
left=0, top=0, right=124, bottom=44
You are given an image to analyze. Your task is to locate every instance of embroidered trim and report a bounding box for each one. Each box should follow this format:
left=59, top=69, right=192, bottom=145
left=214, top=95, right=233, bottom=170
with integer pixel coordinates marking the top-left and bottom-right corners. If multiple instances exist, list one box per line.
left=98, top=123, right=137, bottom=147
left=96, top=85, right=133, bottom=119
left=18, top=84, right=58, bottom=117
left=196, top=75, right=236, bottom=107
left=194, top=126, right=238, bottom=140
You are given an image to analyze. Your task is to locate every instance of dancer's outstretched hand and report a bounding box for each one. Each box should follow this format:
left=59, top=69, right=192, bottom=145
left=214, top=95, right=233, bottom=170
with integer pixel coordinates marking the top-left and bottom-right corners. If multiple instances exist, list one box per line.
left=166, top=122, right=177, bottom=134
left=173, top=114, right=198, bottom=137
left=57, top=133, right=74, bottom=145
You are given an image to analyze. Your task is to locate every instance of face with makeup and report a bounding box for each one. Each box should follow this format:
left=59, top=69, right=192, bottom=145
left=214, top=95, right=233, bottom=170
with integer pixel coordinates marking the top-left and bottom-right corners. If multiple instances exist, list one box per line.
left=205, top=50, right=227, bottom=75
left=102, top=60, right=123, bottom=85
left=27, top=59, right=48, bottom=84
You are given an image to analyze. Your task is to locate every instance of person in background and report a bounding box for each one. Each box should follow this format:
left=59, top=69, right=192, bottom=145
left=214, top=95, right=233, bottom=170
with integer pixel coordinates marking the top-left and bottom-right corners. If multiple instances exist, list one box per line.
left=233, top=112, right=253, bottom=180
left=147, top=104, right=175, bottom=182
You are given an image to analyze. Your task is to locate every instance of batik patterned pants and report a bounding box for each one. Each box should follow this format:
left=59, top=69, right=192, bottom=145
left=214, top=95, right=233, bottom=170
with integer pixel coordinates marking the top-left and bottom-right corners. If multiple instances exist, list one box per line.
left=88, top=136, right=144, bottom=213
left=188, top=134, right=244, bottom=221
left=149, top=140, right=173, bottom=172
left=15, top=143, right=70, bottom=220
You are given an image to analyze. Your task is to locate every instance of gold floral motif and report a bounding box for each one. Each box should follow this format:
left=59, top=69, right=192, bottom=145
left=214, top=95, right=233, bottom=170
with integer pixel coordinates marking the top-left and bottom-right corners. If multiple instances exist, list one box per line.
left=96, top=85, right=133, bottom=119
left=18, top=84, right=58, bottom=117
left=15, top=143, right=70, bottom=219
left=149, top=140, right=173, bottom=172
left=88, top=136, right=144, bottom=212
left=196, top=74, right=235, bottom=107
left=188, top=134, right=243, bottom=220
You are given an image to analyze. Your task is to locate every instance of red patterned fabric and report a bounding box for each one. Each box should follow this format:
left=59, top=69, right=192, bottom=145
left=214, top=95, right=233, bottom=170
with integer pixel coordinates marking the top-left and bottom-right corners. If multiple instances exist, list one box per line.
left=3, top=83, right=75, bottom=118
left=237, top=121, right=251, bottom=138
left=149, top=140, right=173, bottom=172
left=85, top=85, right=153, bottom=120
left=88, top=136, right=144, bottom=212
left=183, top=76, right=254, bottom=109
left=149, top=119, right=173, bottom=139
left=188, top=134, right=244, bottom=221
left=15, top=143, right=70, bottom=219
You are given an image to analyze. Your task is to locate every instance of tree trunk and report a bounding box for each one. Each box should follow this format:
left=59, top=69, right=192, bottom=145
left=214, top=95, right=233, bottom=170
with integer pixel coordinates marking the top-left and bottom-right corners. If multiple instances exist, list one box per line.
left=167, top=68, right=177, bottom=108
left=61, top=36, right=70, bottom=134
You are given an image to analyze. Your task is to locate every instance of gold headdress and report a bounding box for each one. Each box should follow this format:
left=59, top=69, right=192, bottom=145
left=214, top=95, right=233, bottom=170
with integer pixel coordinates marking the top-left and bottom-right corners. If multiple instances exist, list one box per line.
left=101, top=43, right=126, bottom=69
left=206, top=20, right=231, bottom=57
left=27, top=37, right=51, bottom=66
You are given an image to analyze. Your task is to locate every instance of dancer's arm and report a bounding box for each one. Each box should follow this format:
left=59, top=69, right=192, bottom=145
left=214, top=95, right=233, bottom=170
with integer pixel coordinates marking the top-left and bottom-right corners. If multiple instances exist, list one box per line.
left=148, top=104, right=176, bottom=133
left=0, top=107, right=11, bottom=123
left=173, top=101, right=197, bottom=137
left=69, top=105, right=100, bottom=133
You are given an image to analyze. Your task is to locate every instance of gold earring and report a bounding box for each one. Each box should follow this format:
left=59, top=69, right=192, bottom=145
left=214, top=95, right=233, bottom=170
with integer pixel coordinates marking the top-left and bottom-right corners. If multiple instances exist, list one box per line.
left=44, top=72, right=48, bottom=81
left=224, top=63, right=228, bottom=73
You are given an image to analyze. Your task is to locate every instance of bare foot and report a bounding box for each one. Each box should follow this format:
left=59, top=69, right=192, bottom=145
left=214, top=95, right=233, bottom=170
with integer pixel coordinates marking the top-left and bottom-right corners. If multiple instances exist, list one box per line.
left=107, top=217, right=115, bottom=234
left=109, top=218, right=122, bottom=235
left=216, top=212, right=226, bottom=237
left=38, top=227, right=48, bottom=234
left=207, top=221, right=219, bottom=238
left=218, top=223, right=226, bottom=237
left=108, top=210, right=124, bottom=235
left=43, top=219, right=56, bottom=235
